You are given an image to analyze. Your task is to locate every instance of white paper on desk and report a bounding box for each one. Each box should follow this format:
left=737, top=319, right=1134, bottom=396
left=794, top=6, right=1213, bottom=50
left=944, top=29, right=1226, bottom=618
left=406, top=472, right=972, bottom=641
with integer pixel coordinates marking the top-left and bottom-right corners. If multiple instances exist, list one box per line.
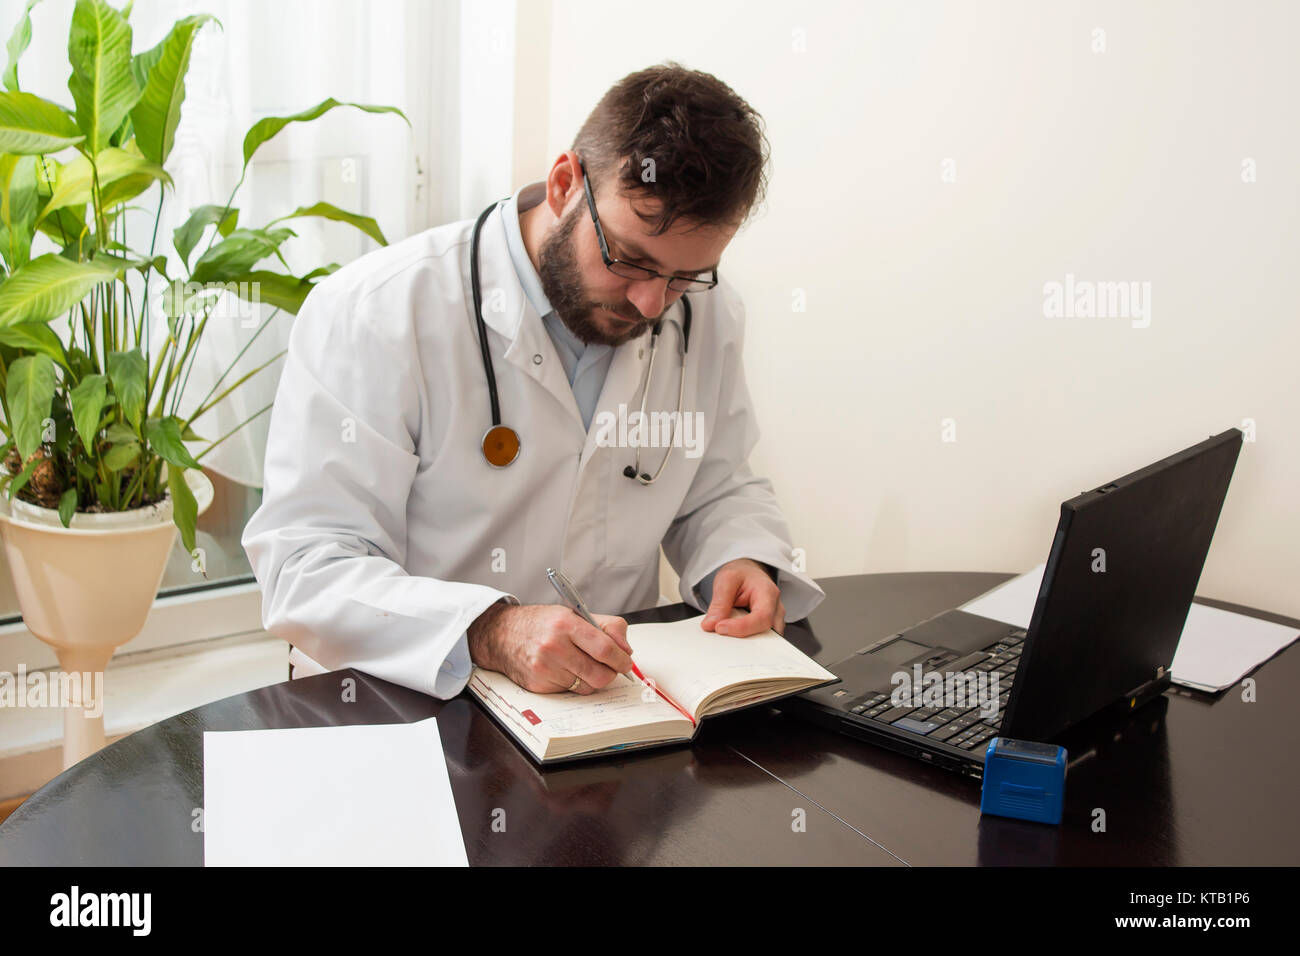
left=1165, top=602, right=1299, bottom=692
left=203, top=717, right=468, bottom=866
left=958, top=565, right=1047, bottom=629
left=958, top=565, right=1299, bottom=693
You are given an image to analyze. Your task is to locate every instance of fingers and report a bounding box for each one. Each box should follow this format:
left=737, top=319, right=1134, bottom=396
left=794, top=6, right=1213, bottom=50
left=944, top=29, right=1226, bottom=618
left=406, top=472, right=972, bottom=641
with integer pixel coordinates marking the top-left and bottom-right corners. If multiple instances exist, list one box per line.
left=590, top=613, right=632, bottom=655
left=571, top=615, right=634, bottom=677
left=712, top=580, right=780, bottom=639
left=716, top=585, right=778, bottom=637
left=522, top=611, right=620, bottom=695
left=542, top=644, right=618, bottom=695
left=700, top=571, right=742, bottom=632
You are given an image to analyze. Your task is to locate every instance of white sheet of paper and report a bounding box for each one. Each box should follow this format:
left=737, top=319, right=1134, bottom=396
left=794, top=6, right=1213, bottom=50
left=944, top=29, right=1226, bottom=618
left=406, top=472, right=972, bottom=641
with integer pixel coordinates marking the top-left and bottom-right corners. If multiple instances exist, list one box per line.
left=203, top=716, right=468, bottom=866
left=959, top=566, right=1299, bottom=692
left=958, top=564, right=1047, bottom=629
left=1165, top=602, right=1299, bottom=692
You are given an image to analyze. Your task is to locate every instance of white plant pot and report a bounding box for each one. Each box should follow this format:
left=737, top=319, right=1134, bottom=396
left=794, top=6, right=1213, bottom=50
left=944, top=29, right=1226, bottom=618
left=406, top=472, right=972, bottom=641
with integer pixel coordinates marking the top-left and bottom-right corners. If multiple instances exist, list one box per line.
left=0, top=467, right=214, bottom=769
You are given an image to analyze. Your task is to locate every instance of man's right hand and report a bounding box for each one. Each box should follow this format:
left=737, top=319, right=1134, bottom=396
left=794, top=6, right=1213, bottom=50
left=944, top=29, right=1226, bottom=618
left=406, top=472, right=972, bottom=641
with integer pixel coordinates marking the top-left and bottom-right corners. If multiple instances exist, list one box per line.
left=467, top=602, right=633, bottom=695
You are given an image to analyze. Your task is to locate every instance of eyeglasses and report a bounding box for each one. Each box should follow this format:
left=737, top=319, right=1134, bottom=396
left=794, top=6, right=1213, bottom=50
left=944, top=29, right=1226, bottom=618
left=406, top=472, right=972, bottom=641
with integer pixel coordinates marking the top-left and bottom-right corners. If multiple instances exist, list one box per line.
left=579, top=157, right=719, bottom=293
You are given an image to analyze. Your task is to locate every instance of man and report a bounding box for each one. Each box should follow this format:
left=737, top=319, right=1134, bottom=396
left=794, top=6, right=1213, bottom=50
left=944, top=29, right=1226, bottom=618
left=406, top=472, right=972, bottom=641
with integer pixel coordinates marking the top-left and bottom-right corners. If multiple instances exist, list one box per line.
left=242, top=63, right=825, bottom=700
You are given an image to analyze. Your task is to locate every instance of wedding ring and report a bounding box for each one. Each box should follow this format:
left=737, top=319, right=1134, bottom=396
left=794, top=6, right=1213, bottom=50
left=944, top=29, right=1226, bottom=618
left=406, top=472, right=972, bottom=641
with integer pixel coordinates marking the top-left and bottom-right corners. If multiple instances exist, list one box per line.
left=567, top=675, right=583, bottom=692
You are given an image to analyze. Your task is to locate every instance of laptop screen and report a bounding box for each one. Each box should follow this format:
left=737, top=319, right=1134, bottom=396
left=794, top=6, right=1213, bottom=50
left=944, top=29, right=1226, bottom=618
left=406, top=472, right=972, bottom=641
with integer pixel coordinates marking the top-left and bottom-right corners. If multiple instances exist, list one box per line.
left=1003, top=429, right=1243, bottom=739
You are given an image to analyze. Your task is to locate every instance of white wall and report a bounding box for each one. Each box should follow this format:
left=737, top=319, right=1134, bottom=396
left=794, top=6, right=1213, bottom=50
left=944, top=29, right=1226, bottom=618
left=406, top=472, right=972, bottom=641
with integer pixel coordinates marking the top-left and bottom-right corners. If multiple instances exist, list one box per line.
left=531, top=0, right=1299, bottom=618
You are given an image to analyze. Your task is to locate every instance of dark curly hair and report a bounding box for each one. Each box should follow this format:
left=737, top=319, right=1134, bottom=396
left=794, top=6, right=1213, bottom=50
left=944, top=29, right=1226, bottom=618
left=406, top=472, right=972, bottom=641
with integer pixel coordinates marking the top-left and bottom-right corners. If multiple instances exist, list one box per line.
left=571, top=62, right=769, bottom=236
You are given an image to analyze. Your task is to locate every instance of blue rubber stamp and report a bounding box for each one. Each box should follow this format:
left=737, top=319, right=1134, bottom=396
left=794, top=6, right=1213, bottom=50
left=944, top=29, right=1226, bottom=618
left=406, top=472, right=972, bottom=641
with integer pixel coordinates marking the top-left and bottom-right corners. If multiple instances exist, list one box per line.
left=980, top=737, right=1066, bottom=824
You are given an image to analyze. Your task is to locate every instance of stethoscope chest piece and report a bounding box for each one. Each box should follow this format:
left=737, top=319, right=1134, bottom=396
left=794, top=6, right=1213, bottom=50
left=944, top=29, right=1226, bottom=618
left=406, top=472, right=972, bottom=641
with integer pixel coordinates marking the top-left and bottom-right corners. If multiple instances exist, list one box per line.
left=481, top=424, right=521, bottom=468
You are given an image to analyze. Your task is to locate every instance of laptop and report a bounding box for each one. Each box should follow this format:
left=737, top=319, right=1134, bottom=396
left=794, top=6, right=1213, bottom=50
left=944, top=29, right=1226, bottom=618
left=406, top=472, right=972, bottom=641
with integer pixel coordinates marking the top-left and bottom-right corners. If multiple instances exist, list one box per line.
left=784, top=428, right=1244, bottom=779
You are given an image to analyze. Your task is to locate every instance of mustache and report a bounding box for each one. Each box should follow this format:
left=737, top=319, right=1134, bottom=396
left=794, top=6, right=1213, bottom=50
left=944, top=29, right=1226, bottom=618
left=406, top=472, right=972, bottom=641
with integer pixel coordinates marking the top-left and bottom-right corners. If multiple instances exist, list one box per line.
left=595, top=304, right=652, bottom=323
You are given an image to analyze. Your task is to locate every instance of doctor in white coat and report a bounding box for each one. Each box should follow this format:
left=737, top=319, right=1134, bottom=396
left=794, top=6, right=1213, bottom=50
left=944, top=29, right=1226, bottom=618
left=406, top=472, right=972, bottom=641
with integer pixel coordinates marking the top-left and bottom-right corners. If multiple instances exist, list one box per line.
left=242, top=63, right=825, bottom=700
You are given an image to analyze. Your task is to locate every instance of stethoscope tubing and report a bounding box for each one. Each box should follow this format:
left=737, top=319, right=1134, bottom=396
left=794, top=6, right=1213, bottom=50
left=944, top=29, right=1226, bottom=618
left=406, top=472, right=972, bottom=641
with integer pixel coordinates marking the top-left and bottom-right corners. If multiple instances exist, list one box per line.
left=469, top=199, right=692, bottom=474
left=470, top=202, right=504, bottom=428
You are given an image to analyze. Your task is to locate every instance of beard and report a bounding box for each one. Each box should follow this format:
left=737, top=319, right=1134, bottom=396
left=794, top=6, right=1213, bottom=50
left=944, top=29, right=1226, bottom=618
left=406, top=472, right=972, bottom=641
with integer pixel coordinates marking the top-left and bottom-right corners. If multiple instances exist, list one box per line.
left=536, top=204, right=656, bottom=347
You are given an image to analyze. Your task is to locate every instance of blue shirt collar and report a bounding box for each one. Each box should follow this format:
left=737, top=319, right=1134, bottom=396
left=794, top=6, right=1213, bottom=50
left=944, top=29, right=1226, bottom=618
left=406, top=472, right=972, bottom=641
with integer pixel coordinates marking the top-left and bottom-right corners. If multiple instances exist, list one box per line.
left=502, top=181, right=604, bottom=361
left=502, top=183, right=556, bottom=321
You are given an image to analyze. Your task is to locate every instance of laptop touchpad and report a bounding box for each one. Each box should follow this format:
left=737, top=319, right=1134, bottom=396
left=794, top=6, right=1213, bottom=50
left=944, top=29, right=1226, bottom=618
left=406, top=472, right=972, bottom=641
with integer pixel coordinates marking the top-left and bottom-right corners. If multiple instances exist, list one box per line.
left=831, top=638, right=931, bottom=688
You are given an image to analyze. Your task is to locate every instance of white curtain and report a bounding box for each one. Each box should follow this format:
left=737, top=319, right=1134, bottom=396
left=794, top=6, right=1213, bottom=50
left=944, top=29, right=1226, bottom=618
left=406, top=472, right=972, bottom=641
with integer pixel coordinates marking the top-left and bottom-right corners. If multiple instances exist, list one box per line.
left=7, top=0, right=520, bottom=486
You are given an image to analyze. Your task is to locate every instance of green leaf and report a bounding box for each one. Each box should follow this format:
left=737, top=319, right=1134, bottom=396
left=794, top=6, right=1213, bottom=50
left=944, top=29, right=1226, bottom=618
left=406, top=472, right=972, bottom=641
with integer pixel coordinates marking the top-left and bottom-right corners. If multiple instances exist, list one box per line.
left=34, top=205, right=88, bottom=247
left=74, top=457, right=95, bottom=481
left=107, top=110, right=131, bottom=147
left=6, top=452, right=39, bottom=500
left=166, top=463, right=197, bottom=555
left=0, top=321, right=68, bottom=368
left=214, top=269, right=320, bottom=315
left=57, top=486, right=77, bottom=526
left=67, top=0, right=141, bottom=156
left=50, top=396, right=72, bottom=452
left=144, top=415, right=199, bottom=468
left=5, top=353, right=56, bottom=459
left=241, top=98, right=409, bottom=170
left=269, top=201, right=388, bottom=246
left=65, top=345, right=94, bottom=379
left=102, top=440, right=138, bottom=471
left=0, top=253, right=121, bottom=326
left=3, top=0, right=44, bottom=93
left=160, top=278, right=221, bottom=321
left=0, top=153, right=38, bottom=271
left=173, top=203, right=237, bottom=271
left=68, top=371, right=107, bottom=451
left=129, top=14, right=217, bottom=166
left=105, top=421, right=136, bottom=444
left=133, top=252, right=167, bottom=279
left=179, top=422, right=204, bottom=441
left=303, top=263, right=339, bottom=280
left=105, top=347, right=145, bottom=427
left=0, top=90, right=84, bottom=153
left=96, top=250, right=167, bottom=279
left=190, top=227, right=293, bottom=284
left=35, top=145, right=171, bottom=225
left=55, top=214, right=133, bottom=260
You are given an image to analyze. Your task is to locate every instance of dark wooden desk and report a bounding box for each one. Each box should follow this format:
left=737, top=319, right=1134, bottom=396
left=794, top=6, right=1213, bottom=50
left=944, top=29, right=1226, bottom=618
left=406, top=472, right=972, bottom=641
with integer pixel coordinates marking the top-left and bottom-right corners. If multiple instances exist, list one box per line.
left=743, top=572, right=1300, bottom=866
left=1, top=572, right=1293, bottom=866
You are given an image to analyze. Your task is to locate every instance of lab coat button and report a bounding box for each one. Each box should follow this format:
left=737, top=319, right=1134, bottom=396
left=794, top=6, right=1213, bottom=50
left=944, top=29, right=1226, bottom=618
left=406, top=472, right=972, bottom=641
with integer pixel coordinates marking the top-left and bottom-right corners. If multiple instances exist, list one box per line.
left=532, top=353, right=542, bottom=364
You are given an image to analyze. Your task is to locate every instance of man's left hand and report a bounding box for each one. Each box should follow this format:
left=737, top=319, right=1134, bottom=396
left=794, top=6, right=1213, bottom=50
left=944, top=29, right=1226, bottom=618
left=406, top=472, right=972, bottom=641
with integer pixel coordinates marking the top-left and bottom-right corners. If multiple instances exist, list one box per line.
left=700, top=558, right=786, bottom=637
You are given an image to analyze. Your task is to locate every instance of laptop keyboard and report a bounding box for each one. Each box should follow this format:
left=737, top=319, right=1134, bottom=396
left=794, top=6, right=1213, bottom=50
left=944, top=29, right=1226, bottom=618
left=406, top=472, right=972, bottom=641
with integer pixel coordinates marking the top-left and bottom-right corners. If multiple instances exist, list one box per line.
left=845, top=628, right=1026, bottom=752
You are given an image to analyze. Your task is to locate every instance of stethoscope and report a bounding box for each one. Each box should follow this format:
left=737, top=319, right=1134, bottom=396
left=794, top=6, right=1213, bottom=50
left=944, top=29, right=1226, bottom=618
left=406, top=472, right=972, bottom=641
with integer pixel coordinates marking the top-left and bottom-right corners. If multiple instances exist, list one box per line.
left=469, top=200, right=692, bottom=482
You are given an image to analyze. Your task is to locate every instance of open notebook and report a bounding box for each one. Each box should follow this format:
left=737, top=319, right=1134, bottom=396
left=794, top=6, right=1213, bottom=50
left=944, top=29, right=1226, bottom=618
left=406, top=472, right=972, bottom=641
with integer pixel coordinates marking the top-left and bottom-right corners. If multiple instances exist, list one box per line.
left=467, top=613, right=838, bottom=764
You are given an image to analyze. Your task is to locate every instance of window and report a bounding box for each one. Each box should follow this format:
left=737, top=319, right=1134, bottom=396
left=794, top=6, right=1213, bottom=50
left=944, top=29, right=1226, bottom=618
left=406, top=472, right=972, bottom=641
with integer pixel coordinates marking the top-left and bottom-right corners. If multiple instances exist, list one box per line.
left=0, top=0, right=505, bottom=634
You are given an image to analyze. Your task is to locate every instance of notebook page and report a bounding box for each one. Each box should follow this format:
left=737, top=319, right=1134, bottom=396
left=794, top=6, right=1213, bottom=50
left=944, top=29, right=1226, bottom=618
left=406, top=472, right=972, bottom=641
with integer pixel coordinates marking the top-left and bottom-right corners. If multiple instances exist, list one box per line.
left=471, top=670, right=687, bottom=746
left=628, top=615, right=836, bottom=717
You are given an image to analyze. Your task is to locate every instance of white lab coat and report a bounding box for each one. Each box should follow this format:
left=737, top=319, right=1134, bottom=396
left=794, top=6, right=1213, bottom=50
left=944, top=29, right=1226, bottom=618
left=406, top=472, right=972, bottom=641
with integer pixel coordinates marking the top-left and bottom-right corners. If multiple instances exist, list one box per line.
left=241, top=200, right=826, bottom=699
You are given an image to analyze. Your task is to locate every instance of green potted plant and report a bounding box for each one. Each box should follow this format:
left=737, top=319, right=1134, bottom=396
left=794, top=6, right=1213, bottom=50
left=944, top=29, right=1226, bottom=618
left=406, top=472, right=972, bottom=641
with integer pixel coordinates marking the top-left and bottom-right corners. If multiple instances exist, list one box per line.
left=0, top=0, right=407, bottom=767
